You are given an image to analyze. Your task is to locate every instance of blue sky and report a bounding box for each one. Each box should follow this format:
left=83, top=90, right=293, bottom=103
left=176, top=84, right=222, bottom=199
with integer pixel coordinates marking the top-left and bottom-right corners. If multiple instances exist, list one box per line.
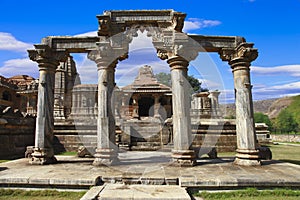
left=0, top=0, right=299, bottom=103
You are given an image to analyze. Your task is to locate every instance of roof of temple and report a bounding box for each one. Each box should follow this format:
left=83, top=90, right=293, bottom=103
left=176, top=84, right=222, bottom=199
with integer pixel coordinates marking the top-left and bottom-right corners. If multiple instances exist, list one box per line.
left=122, top=65, right=171, bottom=93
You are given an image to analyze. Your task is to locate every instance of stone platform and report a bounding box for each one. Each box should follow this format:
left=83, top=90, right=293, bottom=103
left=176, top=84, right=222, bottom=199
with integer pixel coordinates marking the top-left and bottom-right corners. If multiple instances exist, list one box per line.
left=0, top=151, right=300, bottom=198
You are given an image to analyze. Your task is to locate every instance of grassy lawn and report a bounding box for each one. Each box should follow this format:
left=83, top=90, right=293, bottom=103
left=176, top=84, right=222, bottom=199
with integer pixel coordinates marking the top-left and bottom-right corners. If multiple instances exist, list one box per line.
left=195, top=188, right=300, bottom=200
left=0, top=189, right=85, bottom=200
left=218, top=143, right=300, bottom=165
left=56, top=151, right=77, bottom=156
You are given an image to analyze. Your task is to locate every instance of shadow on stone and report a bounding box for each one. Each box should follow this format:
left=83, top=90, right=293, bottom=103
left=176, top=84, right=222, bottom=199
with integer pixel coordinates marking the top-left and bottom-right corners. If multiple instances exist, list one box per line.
left=0, top=167, right=8, bottom=171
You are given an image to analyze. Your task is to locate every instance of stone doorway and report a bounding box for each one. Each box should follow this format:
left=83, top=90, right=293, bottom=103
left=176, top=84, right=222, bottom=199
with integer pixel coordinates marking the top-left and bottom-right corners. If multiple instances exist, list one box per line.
left=138, top=96, right=154, bottom=117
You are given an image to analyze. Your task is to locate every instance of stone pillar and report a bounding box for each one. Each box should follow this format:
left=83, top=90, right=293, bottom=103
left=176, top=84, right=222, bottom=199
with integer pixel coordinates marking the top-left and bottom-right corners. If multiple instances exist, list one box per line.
left=88, top=50, right=119, bottom=166
left=132, top=95, right=139, bottom=119
left=167, top=56, right=195, bottom=166
left=54, top=61, right=66, bottom=119
left=220, top=43, right=261, bottom=166
left=154, top=94, right=160, bottom=118
left=209, top=91, right=221, bottom=117
left=28, top=45, right=67, bottom=165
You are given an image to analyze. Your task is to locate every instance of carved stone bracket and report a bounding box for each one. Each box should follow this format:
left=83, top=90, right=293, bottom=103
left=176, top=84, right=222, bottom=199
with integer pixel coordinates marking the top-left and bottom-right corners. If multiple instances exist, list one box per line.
left=219, top=42, right=258, bottom=68
left=28, top=44, right=68, bottom=71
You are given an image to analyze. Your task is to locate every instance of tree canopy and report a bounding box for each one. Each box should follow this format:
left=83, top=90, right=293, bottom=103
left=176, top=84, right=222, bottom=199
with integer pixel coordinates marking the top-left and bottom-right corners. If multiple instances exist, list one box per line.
left=254, top=112, right=272, bottom=130
left=155, top=72, right=208, bottom=93
left=274, top=109, right=298, bottom=133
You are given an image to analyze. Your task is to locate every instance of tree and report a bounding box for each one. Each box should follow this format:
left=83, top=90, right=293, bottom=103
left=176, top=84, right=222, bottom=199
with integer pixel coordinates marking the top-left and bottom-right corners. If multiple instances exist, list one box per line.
left=155, top=72, right=207, bottom=93
left=254, top=112, right=273, bottom=130
left=275, top=109, right=298, bottom=133
left=155, top=72, right=171, bottom=87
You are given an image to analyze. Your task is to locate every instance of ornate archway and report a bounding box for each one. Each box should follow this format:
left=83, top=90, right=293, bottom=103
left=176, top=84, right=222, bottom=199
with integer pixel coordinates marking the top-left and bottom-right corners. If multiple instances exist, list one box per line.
left=28, top=10, right=260, bottom=166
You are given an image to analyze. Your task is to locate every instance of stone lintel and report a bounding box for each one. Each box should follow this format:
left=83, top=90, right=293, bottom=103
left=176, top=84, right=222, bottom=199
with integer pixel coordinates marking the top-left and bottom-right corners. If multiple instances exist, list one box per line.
left=190, top=35, right=245, bottom=52
left=41, top=36, right=99, bottom=53
left=97, top=10, right=187, bottom=35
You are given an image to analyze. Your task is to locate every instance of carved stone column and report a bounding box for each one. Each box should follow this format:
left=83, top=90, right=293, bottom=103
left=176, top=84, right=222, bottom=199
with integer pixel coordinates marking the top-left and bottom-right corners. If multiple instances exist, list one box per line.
left=153, top=94, right=160, bottom=118
left=28, top=45, right=67, bottom=165
left=54, top=61, right=66, bottom=120
left=220, top=43, right=261, bottom=166
left=209, top=91, right=221, bottom=118
left=167, top=56, right=195, bottom=166
left=132, top=95, right=139, bottom=119
left=88, top=48, right=119, bottom=166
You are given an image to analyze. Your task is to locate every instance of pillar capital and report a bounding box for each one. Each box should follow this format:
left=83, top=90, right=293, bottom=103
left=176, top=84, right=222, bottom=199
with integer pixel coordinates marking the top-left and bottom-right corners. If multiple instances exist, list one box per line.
left=219, top=42, right=258, bottom=70
left=87, top=42, right=128, bottom=71
left=28, top=44, right=68, bottom=72
left=155, top=31, right=200, bottom=64
left=166, top=55, right=189, bottom=70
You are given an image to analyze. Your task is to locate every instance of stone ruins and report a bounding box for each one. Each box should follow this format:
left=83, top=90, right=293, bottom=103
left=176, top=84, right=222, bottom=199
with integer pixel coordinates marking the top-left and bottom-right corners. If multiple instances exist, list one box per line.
left=26, top=10, right=261, bottom=166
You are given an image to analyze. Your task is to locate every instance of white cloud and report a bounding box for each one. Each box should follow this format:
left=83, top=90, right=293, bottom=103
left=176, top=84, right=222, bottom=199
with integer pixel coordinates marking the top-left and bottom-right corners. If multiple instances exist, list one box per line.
left=251, top=65, right=300, bottom=77
left=198, top=78, right=222, bottom=90
left=252, top=81, right=300, bottom=100
left=74, top=31, right=97, bottom=37
left=0, top=58, right=38, bottom=78
left=183, top=18, right=221, bottom=32
left=0, top=32, right=33, bottom=52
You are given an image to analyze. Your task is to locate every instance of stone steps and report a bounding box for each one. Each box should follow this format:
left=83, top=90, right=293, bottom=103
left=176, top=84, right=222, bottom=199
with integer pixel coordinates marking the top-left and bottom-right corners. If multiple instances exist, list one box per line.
left=81, top=184, right=191, bottom=200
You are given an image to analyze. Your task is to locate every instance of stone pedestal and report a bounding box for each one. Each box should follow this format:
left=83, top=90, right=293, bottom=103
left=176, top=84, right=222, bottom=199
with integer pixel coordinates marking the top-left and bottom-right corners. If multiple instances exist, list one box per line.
left=171, top=150, right=196, bottom=167
left=93, top=148, right=119, bottom=166
left=167, top=56, right=195, bottom=166
left=30, top=147, right=57, bottom=165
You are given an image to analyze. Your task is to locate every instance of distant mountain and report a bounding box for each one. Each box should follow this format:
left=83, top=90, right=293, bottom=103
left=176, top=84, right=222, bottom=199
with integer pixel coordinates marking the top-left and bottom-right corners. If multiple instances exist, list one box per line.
left=221, top=96, right=296, bottom=119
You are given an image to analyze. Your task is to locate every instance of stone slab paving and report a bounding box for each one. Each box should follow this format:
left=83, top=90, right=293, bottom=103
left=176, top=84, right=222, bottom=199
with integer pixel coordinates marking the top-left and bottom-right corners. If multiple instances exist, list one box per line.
left=0, top=151, right=300, bottom=191
left=94, top=184, right=191, bottom=200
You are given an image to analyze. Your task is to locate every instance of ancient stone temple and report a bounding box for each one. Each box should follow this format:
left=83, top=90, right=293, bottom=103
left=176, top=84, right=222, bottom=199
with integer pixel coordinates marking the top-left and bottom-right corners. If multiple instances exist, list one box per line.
left=120, top=65, right=172, bottom=120
left=28, top=10, right=261, bottom=166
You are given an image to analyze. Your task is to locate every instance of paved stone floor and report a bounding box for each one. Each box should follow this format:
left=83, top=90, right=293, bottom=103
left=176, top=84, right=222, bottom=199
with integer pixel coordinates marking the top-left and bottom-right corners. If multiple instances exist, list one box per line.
left=0, top=150, right=300, bottom=199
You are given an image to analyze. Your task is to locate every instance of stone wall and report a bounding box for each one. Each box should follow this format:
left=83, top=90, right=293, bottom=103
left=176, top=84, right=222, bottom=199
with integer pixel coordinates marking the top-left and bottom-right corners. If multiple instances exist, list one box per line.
left=0, top=108, right=35, bottom=159
left=271, top=134, right=300, bottom=143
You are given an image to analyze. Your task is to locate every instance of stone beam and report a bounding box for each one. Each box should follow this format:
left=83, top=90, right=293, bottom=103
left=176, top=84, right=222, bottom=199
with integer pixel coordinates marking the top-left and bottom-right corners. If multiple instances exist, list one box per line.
left=188, top=35, right=245, bottom=52
left=41, top=36, right=99, bottom=53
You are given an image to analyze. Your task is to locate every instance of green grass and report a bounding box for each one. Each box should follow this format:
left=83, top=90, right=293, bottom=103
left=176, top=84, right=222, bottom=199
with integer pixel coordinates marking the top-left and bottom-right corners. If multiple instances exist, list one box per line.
left=267, top=143, right=300, bottom=165
left=56, top=151, right=77, bottom=156
left=218, top=143, right=300, bottom=165
left=195, top=188, right=300, bottom=200
left=0, top=189, right=85, bottom=200
left=0, top=160, right=10, bottom=163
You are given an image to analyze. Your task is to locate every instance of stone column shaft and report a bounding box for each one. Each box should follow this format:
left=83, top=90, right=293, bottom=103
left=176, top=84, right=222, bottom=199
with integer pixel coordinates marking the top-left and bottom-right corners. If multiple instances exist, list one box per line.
left=28, top=46, right=66, bottom=165
left=168, top=56, right=195, bottom=166
left=88, top=49, right=119, bottom=166
left=154, top=94, right=160, bottom=118
left=221, top=43, right=261, bottom=166
left=30, top=60, right=57, bottom=164
left=231, top=62, right=259, bottom=165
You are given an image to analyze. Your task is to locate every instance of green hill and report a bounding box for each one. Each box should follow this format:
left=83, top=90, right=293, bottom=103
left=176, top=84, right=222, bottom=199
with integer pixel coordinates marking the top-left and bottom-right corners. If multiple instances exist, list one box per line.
left=284, top=95, right=300, bottom=127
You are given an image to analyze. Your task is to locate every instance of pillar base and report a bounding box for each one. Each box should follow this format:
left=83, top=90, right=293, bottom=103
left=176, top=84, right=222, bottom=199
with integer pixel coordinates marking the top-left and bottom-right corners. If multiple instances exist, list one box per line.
left=93, top=148, right=119, bottom=166
left=234, top=149, right=261, bottom=166
left=171, top=150, right=196, bottom=167
left=29, top=148, right=57, bottom=165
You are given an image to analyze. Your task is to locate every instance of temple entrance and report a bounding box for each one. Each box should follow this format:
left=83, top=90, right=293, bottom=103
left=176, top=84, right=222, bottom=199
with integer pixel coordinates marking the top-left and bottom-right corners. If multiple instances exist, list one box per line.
left=138, top=96, right=154, bottom=117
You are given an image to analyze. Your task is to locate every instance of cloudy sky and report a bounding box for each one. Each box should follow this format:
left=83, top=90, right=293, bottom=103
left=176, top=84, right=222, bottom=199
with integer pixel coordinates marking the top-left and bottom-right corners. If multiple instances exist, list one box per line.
left=0, top=0, right=299, bottom=103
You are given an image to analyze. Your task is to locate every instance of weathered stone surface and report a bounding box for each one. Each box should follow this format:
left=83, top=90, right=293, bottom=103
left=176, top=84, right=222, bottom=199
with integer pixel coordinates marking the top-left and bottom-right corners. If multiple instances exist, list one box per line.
left=98, top=184, right=191, bottom=200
